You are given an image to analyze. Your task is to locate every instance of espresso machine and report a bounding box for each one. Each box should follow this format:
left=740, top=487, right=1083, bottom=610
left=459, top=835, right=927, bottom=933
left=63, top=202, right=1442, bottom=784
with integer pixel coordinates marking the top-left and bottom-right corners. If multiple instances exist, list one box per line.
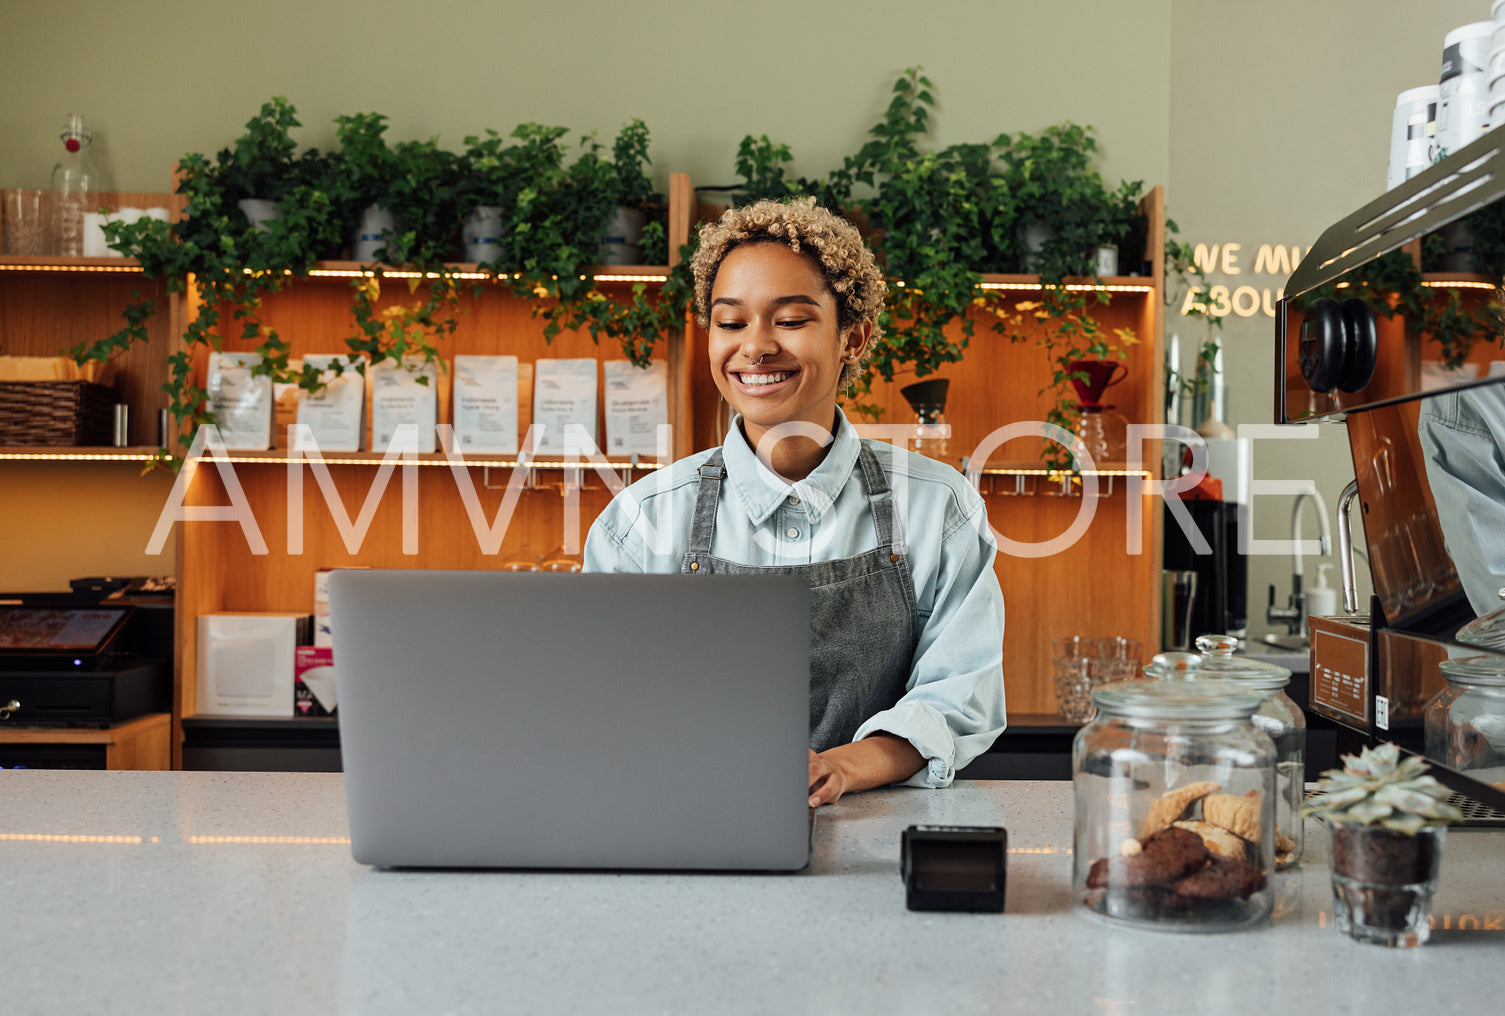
left=1277, top=125, right=1505, bottom=814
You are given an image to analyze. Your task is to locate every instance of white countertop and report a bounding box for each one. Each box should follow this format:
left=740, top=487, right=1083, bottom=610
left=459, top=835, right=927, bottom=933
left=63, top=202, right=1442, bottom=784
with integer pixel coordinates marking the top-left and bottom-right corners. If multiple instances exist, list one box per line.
left=2, top=771, right=1501, bottom=1015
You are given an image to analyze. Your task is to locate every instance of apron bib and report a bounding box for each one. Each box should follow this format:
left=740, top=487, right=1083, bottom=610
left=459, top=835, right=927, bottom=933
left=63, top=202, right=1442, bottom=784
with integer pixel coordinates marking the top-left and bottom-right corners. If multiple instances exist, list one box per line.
left=682, top=443, right=919, bottom=751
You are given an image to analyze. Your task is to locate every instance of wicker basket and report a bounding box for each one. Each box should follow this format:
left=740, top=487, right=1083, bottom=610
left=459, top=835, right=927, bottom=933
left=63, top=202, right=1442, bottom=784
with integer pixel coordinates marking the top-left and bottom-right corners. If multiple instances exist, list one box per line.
left=0, top=381, right=116, bottom=446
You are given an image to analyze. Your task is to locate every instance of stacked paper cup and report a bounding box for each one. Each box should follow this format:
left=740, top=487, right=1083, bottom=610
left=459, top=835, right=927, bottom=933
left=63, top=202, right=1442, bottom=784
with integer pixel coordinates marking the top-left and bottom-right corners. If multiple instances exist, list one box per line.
left=1388, top=85, right=1440, bottom=189
left=1438, top=19, right=1494, bottom=161
left=1490, top=0, right=1505, bottom=131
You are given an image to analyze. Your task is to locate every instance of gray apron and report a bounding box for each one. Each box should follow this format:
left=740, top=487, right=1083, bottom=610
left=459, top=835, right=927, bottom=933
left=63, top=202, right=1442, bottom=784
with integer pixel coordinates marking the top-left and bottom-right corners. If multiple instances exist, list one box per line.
left=682, top=443, right=919, bottom=751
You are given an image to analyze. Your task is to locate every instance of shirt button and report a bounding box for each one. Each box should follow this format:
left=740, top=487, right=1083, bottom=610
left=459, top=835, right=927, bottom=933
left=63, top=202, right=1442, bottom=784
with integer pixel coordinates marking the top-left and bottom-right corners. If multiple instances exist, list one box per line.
left=787, top=495, right=800, bottom=506
left=786, top=527, right=800, bottom=539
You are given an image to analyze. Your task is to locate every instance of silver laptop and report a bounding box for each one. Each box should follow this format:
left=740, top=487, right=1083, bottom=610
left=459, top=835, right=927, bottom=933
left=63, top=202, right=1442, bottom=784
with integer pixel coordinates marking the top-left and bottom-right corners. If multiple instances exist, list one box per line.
left=329, top=570, right=811, bottom=871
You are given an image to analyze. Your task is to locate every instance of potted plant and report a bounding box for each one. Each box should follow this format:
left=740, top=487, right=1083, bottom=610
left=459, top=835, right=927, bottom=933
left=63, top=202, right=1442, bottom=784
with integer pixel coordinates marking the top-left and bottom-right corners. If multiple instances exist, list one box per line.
left=1304, top=742, right=1462, bottom=947
left=217, top=97, right=300, bottom=230
left=602, top=118, right=664, bottom=265
left=997, top=122, right=1143, bottom=278
left=331, top=112, right=404, bottom=262
left=458, top=129, right=516, bottom=265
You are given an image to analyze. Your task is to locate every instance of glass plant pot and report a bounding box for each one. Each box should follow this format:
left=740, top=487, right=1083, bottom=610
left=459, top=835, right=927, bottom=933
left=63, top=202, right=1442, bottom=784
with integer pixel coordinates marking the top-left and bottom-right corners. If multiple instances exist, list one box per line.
left=1073, top=680, right=1275, bottom=933
left=1326, top=821, right=1445, bottom=948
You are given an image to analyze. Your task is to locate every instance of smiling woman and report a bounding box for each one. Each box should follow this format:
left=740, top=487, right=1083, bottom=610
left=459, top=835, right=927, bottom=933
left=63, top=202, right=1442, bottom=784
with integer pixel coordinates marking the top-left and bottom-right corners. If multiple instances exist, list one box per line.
left=584, top=198, right=1008, bottom=808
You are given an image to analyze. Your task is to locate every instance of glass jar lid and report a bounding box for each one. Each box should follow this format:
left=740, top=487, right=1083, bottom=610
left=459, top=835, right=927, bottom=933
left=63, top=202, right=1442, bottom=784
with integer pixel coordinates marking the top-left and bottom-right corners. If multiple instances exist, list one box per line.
left=1186, top=634, right=1293, bottom=689
left=1142, top=651, right=1200, bottom=678
left=1439, top=654, right=1505, bottom=687
left=1456, top=593, right=1505, bottom=650
left=1091, top=678, right=1264, bottom=719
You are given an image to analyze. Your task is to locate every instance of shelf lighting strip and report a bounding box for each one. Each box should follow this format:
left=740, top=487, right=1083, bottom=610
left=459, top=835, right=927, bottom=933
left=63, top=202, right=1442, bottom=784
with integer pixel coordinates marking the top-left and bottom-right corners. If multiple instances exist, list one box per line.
left=0, top=262, right=143, bottom=273
left=208, top=455, right=665, bottom=469
left=1419, top=279, right=1499, bottom=291
left=300, top=269, right=669, bottom=283
left=972, top=281, right=1155, bottom=293
left=973, top=468, right=1153, bottom=478
left=0, top=451, right=163, bottom=462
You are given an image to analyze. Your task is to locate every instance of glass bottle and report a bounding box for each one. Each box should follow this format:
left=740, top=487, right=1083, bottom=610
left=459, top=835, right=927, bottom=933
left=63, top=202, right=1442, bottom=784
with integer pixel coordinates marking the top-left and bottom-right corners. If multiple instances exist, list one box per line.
left=1187, top=634, right=1306, bottom=868
left=1074, top=405, right=1127, bottom=466
left=1073, top=679, right=1275, bottom=932
left=51, top=113, right=93, bottom=257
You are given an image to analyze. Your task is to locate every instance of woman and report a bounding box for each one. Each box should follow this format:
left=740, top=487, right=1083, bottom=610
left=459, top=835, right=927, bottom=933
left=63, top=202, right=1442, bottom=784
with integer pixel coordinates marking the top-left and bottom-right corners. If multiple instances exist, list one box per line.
left=584, top=198, right=1006, bottom=807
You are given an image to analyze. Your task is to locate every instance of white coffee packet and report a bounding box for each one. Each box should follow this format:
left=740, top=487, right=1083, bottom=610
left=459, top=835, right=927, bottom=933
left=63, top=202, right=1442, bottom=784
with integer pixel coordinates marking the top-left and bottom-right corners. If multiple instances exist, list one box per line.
left=295, top=354, right=366, bottom=452
left=452, top=354, right=520, bottom=454
left=207, top=352, right=272, bottom=450
left=533, top=358, right=598, bottom=454
left=370, top=356, right=438, bottom=453
left=604, top=360, right=667, bottom=457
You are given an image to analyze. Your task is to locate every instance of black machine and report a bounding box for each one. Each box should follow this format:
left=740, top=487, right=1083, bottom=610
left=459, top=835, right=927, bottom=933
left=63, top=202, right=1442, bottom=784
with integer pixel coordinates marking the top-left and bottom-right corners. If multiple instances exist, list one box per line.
left=0, top=587, right=173, bottom=729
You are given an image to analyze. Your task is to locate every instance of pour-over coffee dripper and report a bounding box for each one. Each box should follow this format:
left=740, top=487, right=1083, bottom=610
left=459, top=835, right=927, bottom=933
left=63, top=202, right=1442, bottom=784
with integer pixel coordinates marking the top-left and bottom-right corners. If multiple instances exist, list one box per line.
left=1067, top=360, right=1128, bottom=464
left=1067, top=359, right=1127, bottom=407
left=900, top=378, right=950, bottom=460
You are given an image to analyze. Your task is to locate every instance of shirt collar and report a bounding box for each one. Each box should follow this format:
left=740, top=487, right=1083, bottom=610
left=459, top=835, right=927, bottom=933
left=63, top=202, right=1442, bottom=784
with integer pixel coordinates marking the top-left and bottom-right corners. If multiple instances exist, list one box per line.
left=722, top=408, right=862, bottom=525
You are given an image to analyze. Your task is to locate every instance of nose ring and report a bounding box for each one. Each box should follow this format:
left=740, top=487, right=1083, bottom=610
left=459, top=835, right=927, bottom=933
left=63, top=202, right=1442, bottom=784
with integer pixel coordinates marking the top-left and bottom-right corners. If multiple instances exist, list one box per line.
left=748, top=354, right=766, bottom=367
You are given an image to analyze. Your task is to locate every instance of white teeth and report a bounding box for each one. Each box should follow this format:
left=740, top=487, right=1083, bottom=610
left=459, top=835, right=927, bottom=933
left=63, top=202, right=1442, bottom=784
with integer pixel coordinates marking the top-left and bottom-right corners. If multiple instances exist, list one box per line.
left=741, top=371, right=792, bottom=386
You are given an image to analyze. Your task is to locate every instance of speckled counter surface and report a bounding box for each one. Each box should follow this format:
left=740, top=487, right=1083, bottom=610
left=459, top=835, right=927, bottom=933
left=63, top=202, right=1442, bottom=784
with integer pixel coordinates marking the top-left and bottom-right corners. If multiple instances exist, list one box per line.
left=2, top=772, right=1501, bottom=1016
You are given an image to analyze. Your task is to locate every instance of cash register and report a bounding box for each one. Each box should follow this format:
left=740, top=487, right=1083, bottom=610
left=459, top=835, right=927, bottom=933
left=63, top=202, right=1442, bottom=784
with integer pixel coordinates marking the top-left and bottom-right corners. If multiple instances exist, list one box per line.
left=0, top=578, right=172, bottom=766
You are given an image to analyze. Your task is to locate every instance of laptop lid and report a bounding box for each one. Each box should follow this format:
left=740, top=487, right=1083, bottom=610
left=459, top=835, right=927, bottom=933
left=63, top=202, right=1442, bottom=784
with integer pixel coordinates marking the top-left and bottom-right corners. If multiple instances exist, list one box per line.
left=329, top=570, right=811, bottom=871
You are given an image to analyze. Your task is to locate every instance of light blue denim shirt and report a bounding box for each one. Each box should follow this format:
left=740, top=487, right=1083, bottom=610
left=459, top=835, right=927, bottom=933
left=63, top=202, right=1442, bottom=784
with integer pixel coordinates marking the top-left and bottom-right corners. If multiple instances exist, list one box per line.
left=583, top=409, right=1008, bottom=787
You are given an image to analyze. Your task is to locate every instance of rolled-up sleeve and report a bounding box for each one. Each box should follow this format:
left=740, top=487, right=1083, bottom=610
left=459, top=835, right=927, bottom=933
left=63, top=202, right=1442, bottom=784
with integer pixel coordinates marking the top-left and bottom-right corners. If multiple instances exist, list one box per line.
left=853, top=485, right=1007, bottom=787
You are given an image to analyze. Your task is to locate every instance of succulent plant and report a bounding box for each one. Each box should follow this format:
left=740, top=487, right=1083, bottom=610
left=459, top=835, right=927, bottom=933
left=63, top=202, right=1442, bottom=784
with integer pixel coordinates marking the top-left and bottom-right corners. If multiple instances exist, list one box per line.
left=1304, top=743, right=1463, bottom=835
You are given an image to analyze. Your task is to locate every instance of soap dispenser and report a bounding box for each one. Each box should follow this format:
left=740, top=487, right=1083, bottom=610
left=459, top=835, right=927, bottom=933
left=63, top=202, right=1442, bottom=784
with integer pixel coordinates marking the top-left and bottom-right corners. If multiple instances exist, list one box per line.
left=1304, top=563, right=1340, bottom=626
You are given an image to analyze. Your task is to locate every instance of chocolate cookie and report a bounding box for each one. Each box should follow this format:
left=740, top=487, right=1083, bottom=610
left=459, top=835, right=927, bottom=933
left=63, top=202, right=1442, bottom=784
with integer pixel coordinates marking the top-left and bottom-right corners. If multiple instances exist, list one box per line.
left=1087, top=827, right=1209, bottom=888
left=1172, top=854, right=1266, bottom=900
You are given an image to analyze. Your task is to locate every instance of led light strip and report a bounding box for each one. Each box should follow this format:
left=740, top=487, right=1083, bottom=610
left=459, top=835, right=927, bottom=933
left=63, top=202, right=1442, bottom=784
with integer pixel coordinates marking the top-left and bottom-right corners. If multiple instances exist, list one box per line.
left=188, top=835, right=351, bottom=845
left=1420, top=279, right=1499, bottom=290
left=0, top=833, right=143, bottom=844
left=0, top=262, right=142, bottom=273
left=973, top=468, right=1152, bottom=478
left=205, top=455, right=664, bottom=469
left=973, top=281, right=1155, bottom=293
left=0, top=451, right=162, bottom=462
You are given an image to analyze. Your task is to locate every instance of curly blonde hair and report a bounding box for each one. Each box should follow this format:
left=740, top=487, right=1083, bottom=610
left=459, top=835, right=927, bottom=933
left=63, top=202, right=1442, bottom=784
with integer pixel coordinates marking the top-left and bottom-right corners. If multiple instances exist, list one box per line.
left=692, top=197, right=886, bottom=389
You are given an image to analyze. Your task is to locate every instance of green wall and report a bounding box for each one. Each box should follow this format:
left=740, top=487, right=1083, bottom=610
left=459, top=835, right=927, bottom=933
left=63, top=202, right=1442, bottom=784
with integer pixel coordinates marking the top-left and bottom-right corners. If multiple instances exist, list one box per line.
left=0, top=0, right=1171, bottom=194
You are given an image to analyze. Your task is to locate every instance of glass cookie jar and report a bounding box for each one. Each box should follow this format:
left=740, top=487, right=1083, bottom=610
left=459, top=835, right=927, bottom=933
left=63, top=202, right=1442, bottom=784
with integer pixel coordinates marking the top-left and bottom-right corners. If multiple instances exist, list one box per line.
left=1425, top=654, right=1505, bottom=787
left=1186, top=635, right=1306, bottom=868
left=1073, top=680, right=1276, bottom=932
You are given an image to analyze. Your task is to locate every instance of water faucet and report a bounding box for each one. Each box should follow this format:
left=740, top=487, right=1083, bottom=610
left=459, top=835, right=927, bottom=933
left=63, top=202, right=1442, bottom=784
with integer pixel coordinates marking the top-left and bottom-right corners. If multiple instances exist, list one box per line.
left=1266, top=489, right=1333, bottom=636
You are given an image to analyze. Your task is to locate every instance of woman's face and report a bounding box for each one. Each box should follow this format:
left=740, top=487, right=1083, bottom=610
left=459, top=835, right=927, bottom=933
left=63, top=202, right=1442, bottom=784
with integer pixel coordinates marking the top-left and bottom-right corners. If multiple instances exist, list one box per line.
left=708, top=242, right=867, bottom=449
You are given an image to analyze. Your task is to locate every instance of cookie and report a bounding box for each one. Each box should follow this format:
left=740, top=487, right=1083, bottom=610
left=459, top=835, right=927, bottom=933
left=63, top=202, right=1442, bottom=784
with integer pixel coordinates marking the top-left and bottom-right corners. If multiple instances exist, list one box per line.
left=1140, top=780, right=1222, bottom=837
left=1086, top=827, right=1209, bottom=889
left=1203, top=791, right=1262, bottom=842
left=1139, top=826, right=1211, bottom=880
left=1173, top=819, right=1246, bottom=861
left=1172, top=854, right=1267, bottom=900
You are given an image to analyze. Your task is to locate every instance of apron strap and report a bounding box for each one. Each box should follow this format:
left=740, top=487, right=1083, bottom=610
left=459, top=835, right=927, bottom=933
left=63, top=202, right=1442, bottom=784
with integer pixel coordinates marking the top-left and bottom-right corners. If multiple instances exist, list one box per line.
left=686, top=448, right=727, bottom=556
left=854, top=442, right=903, bottom=558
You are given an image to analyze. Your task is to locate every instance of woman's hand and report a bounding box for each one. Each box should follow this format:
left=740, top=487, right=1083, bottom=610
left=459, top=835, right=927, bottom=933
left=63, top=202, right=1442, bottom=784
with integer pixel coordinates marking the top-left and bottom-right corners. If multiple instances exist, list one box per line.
left=807, top=734, right=926, bottom=807
left=808, top=749, right=851, bottom=808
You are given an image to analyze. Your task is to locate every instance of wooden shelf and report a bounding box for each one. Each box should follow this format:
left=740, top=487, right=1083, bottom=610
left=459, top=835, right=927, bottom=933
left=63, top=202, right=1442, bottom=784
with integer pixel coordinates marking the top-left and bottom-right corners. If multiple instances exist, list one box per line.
left=0, top=446, right=166, bottom=461
left=149, top=448, right=669, bottom=469
left=260, top=261, right=672, bottom=284
left=0, top=712, right=171, bottom=770
left=972, top=274, right=1156, bottom=293
left=0, top=255, right=145, bottom=273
